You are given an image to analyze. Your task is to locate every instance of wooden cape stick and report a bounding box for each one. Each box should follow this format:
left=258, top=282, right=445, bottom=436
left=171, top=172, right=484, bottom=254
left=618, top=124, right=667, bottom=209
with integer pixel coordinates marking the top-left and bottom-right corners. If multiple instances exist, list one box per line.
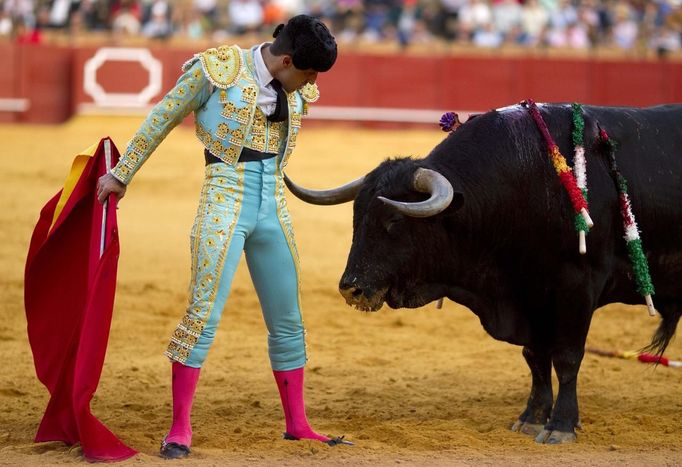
left=100, top=138, right=112, bottom=258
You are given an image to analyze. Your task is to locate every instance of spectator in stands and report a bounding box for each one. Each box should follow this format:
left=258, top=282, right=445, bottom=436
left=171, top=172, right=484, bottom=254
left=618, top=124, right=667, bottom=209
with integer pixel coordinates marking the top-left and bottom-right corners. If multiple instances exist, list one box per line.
left=652, top=23, right=681, bottom=56
left=473, top=21, right=502, bottom=47
left=652, top=0, right=682, bottom=56
left=0, top=9, right=13, bottom=38
left=396, top=0, right=432, bottom=48
left=459, top=0, right=493, bottom=42
left=274, top=0, right=306, bottom=19
left=111, top=0, right=142, bottom=36
left=262, top=0, right=286, bottom=30
left=142, top=0, right=172, bottom=40
left=3, top=0, right=681, bottom=57
left=306, top=0, right=336, bottom=19
left=228, top=0, right=264, bottom=34
left=180, top=7, right=207, bottom=40
left=576, top=0, right=599, bottom=47
left=666, top=0, right=682, bottom=37
left=14, top=15, right=40, bottom=43
left=549, top=0, right=578, bottom=29
left=67, top=7, right=84, bottom=41
left=544, top=0, right=582, bottom=48
left=47, top=0, right=81, bottom=29
left=593, top=0, right=614, bottom=46
left=363, top=0, right=395, bottom=42
left=566, top=18, right=590, bottom=47
left=193, top=0, right=217, bottom=29
left=492, top=0, right=522, bottom=41
left=436, top=0, right=466, bottom=42
left=612, top=0, right=638, bottom=49
left=520, top=0, right=549, bottom=46
left=539, top=0, right=558, bottom=12
left=78, top=0, right=110, bottom=31
left=332, top=0, right=364, bottom=42
left=3, top=0, right=34, bottom=28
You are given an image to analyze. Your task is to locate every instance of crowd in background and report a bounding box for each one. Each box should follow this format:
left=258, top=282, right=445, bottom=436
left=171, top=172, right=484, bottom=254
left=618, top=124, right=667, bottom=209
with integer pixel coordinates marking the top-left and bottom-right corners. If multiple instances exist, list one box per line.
left=1, top=0, right=681, bottom=55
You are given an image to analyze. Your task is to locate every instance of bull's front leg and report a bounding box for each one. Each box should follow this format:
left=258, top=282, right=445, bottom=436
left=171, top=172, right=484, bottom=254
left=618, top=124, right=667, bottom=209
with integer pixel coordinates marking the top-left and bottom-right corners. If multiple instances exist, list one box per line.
left=535, top=345, right=584, bottom=444
left=511, top=346, right=553, bottom=437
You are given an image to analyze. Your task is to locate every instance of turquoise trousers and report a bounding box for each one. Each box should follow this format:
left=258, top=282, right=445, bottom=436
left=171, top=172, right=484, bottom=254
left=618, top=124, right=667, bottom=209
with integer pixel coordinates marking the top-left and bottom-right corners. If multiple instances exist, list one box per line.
left=165, top=157, right=307, bottom=370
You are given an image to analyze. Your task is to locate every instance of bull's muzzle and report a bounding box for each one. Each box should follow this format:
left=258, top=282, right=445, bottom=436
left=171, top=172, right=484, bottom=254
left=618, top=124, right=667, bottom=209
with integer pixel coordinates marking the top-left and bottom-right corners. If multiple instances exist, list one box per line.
left=339, top=284, right=363, bottom=303
left=339, top=279, right=386, bottom=312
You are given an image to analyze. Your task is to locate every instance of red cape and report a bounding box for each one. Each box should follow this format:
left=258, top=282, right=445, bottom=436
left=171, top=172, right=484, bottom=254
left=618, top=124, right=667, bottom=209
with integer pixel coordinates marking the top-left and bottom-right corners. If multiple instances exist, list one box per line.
left=24, top=138, right=137, bottom=462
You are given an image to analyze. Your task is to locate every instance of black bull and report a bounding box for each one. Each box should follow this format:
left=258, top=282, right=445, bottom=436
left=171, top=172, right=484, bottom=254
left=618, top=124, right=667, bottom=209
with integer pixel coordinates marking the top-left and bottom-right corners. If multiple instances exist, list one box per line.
left=285, top=103, right=682, bottom=444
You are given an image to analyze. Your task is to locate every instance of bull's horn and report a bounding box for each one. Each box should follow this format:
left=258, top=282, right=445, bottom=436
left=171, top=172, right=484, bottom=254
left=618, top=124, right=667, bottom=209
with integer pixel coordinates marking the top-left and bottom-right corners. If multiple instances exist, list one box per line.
left=284, top=173, right=365, bottom=205
left=378, top=168, right=454, bottom=217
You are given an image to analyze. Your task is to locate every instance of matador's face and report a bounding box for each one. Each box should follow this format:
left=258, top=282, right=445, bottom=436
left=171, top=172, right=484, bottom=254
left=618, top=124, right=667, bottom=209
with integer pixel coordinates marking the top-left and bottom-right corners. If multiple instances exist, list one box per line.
left=277, top=56, right=319, bottom=93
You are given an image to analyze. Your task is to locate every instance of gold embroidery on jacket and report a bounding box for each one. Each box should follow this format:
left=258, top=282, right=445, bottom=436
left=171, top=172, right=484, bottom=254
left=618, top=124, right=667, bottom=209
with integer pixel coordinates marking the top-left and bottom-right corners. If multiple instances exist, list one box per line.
left=241, top=86, right=257, bottom=104
left=267, top=121, right=285, bottom=153
left=251, top=109, right=266, bottom=133
left=196, top=121, right=241, bottom=165
left=250, top=134, right=266, bottom=151
left=221, top=102, right=237, bottom=119
left=195, top=45, right=242, bottom=89
left=229, top=127, right=245, bottom=146
left=216, top=123, right=229, bottom=140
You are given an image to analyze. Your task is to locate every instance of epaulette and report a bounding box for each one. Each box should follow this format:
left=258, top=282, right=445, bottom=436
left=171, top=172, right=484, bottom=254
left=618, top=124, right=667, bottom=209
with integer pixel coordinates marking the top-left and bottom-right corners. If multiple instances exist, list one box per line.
left=299, top=83, right=319, bottom=115
left=299, top=82, right=320, bottom=104
left=181, top=45, right=243, bottom=89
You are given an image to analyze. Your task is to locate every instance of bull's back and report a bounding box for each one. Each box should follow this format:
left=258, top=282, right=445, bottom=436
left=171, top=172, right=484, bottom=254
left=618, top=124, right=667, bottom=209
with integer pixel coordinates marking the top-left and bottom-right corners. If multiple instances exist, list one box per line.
left=586, top=105, right=682, bottom=300
left=589, top=105, right=682, bottom=241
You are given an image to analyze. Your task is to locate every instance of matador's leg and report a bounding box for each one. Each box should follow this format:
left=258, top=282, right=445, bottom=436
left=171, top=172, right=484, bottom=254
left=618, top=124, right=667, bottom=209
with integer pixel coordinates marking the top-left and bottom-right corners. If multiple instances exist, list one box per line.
left=244, top=158, right=351, bottom=446
left=161, top=163, right=249, bottom=457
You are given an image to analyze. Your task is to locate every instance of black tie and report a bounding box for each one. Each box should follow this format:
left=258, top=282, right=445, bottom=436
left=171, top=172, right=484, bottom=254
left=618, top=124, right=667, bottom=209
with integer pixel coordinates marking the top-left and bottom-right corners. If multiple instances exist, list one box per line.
left=267, top=79, right=288, bottom=123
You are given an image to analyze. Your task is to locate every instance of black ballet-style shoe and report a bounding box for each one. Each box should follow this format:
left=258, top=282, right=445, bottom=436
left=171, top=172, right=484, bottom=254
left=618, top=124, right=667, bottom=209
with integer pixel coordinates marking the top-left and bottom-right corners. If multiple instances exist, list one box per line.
left=324, top=435, right=354, bottom=446
left=282, top=432, right=354, bottom=446
left=160, top=437, right=191, bottom=459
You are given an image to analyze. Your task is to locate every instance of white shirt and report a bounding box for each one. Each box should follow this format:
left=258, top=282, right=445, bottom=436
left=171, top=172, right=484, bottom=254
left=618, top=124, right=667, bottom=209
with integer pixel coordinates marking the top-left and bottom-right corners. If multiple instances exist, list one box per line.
left=253, top=43, right=278, bottom=117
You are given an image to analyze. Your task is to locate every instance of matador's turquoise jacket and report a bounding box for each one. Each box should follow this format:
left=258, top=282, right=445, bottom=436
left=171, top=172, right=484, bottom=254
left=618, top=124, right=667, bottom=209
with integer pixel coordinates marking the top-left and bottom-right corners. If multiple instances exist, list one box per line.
left=111, top=44, right=320, bottom=184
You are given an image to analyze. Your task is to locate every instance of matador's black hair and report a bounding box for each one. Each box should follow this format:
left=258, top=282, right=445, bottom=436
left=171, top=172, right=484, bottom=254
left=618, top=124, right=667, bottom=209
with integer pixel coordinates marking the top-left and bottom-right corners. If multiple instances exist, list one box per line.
left=270, top=15, right=337, bottom=72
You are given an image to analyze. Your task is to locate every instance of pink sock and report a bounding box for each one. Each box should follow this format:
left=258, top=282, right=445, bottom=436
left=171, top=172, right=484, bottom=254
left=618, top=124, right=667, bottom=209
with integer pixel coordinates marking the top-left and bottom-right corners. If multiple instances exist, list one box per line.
left=165, top=362, right=200, bottom=446
left=273, top=367, right=330, bottom=443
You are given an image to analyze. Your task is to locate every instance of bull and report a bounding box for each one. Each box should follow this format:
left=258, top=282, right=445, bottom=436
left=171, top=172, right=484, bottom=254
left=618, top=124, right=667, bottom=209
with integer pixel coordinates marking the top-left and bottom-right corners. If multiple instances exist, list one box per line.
left=285, top=103, right=682, bottom=444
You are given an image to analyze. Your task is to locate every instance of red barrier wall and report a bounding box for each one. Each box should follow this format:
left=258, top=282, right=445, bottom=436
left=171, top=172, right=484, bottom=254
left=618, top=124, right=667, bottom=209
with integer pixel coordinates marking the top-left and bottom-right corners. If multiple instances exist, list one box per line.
left=0, top=45, right=72, bottom=123
left=0, top=45, right=680, bottom=124
left=0, top=45, right=20, bottom=123
left=318, top=54, right=682, bottom=110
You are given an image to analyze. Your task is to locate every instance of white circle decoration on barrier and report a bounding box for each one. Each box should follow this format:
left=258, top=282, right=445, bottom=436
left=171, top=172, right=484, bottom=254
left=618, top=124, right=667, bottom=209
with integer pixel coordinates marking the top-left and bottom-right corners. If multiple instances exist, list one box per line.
left=84, top=48, right=163, bottom=107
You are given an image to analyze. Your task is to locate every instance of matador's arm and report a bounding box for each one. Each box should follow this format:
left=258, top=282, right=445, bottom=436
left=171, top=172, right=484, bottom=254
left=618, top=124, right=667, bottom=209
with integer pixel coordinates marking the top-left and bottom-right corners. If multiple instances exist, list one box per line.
left=110, top=61, right=212, bottom=185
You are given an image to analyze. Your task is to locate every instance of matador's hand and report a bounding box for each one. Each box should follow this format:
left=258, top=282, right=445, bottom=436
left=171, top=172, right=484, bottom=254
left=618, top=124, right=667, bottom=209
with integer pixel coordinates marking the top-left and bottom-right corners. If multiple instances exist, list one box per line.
left=97, top=173, right=127, bottom=204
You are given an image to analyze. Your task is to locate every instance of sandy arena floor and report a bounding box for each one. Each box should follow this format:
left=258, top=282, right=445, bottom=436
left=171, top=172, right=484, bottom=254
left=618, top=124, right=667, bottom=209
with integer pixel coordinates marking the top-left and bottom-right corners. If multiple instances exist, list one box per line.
left=0, top=117, right=680, bottom=466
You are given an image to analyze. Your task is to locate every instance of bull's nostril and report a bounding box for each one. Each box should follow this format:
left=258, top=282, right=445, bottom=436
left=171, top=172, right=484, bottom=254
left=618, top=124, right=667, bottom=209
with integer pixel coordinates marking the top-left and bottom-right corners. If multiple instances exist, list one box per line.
left=340, top=284, right=364, bottom=303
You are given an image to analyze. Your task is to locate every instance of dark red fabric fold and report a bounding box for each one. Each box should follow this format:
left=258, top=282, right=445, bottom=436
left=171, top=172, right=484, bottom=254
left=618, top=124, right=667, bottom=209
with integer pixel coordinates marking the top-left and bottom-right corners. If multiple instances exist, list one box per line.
left=24, top=138, right=137, bottom=462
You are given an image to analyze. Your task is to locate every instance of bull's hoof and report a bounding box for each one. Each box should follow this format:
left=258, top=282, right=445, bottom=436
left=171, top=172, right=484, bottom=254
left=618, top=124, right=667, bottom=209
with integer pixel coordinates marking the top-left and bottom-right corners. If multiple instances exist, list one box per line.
left=511, top=420, right=544, bottom=436
left=534, top=429, right=577, bottom=444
